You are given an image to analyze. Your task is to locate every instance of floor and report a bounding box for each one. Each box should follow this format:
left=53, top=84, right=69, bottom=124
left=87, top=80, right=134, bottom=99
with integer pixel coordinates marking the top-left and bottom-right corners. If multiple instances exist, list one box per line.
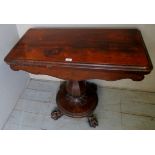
left=3, top=79, right=155, bottom=130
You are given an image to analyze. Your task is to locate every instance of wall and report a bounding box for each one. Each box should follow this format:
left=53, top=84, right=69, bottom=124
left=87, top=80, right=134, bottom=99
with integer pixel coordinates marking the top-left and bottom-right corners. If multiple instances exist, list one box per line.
left=16, top=24, right=155, bottom=92
left=0, top=25, right=29, bottom=129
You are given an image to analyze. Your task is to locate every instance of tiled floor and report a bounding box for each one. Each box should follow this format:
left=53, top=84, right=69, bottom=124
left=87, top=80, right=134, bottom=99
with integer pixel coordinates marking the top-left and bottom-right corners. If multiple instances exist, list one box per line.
left=3, top=79, right=155, bottom=130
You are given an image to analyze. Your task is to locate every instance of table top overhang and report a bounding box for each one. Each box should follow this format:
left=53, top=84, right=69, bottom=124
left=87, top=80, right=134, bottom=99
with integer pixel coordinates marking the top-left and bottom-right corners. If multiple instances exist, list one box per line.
left=5, top=28, right=153, bottom=73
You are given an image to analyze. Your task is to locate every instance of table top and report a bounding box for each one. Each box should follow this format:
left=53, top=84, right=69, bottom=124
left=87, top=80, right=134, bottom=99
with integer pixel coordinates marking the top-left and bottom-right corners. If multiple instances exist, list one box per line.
left=4, top=28, right=153, bottom=81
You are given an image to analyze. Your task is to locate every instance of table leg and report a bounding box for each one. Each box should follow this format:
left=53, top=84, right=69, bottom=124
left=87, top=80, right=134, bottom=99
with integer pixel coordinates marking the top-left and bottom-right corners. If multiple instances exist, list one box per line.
left=51, top=108, right=63, bottom=120
left=51, top=80, right=98, bottom=127
left=88, top=114, right=98, bottom=128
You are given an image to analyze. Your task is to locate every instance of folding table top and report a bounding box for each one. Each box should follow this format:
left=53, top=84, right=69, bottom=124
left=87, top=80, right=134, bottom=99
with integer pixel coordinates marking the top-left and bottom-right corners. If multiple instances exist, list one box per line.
left=5, top=28, right=153, bottom=73
left=5, top=28, right=153, bottom=80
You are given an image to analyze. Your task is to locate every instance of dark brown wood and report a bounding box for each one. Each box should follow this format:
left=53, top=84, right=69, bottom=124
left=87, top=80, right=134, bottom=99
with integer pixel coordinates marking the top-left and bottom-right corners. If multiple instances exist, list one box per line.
left=88, top=114, right=98, bottom=128
left=5, top=28, right=153, bottom=81
left=4, top=28, right=153, bottom=127
left=51, top=108, right=63, bottom=120
left=66, top=80, right=86, bottom=97
left=56, top=81, right=98, bottom=118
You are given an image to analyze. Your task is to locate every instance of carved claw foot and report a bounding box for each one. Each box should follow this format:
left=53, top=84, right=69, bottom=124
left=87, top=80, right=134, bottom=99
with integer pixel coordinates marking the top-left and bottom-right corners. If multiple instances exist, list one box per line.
left=51, top=109, right=63, bottom=120
left=88, top=114, right=98, bottom=128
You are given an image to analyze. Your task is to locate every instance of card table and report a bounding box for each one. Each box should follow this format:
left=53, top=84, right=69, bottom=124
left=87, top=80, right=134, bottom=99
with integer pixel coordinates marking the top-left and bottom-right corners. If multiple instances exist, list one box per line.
left=4, top=28, right=153, bottom=127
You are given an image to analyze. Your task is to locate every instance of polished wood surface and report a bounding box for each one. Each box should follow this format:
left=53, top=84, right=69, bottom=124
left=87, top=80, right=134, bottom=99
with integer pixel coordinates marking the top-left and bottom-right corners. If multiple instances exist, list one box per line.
left=57, top=81, right=98, bottom=118
left=5, top=28, right=153, bottom=81
left=4, top=28, right=153, bottom=127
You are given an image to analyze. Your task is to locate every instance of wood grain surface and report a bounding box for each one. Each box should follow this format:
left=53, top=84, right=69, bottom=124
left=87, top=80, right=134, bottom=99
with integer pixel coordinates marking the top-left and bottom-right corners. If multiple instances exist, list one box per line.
left=4, top=28, right=153, bottom=80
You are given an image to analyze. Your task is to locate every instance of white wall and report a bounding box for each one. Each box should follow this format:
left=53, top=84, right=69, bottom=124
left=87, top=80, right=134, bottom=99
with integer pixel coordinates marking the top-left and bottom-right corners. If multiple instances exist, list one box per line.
left=16, top=24, right=155, bottom=92
left=0, top=25, right=29, bottom=129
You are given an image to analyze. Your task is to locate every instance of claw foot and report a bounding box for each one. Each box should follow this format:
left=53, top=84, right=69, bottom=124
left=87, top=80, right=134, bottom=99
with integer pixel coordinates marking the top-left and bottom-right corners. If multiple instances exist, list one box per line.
left=88, top=114, right=98, bottom=128
left=51, top=109, right=63, bottom=120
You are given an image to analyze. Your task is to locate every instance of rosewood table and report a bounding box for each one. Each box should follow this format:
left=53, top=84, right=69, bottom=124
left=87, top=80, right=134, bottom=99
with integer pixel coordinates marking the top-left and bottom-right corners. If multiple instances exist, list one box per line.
left=4, top=28, right=153, bottom=127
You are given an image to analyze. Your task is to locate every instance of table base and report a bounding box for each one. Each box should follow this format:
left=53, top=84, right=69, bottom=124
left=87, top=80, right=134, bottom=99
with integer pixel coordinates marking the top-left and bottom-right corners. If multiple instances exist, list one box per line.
left=51, top=81, right=98, bottom=128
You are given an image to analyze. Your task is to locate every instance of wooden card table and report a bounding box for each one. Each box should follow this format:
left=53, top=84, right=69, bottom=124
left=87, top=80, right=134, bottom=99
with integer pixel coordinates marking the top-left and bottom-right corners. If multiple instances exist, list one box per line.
left=4, top=28, right=153, bottom=127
